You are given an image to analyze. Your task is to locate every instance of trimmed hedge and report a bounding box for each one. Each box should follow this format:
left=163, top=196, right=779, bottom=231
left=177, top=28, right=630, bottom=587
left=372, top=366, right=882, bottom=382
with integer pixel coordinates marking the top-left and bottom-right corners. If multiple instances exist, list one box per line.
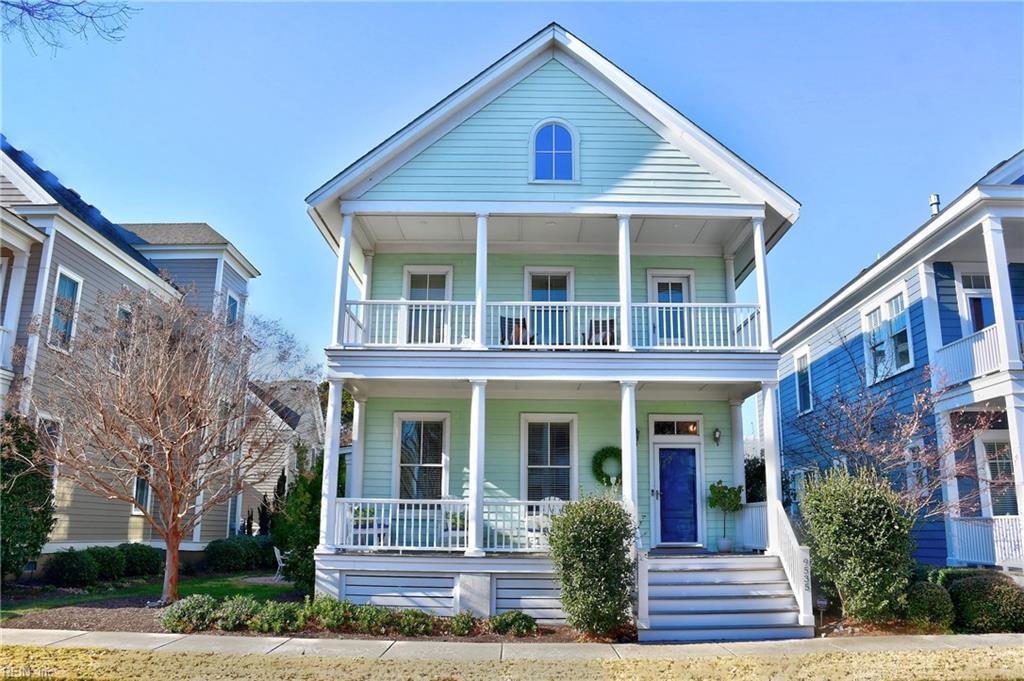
left=45, top=548, right=99, bottom=587
left=929, top=567, right=1006, bottom=589
left=204, top=535, right=276, bottom=573
left=948, top=575, right=1024, bottom=633
left=84, top=546, right=126, bottom=581
left=486, top=610, right=538, bottom=636
left=118, top=543, right=164, bottom=577
left=157, top=594, right=218, bottom=633
left=905, top=581, right=954, bottom=632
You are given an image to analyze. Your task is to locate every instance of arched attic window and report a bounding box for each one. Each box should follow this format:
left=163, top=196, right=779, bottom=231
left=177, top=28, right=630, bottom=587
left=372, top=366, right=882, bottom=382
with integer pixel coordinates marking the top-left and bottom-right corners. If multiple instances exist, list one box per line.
left=531, top=120, right=577, bottom=182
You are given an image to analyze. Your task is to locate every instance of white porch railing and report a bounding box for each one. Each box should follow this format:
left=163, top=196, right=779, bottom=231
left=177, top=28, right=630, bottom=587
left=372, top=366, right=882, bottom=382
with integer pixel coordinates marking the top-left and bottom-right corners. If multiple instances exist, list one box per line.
left=482, top=499, right=568, bottom=552
left=631, top=303, right=761, bottom=350
left=335, top=498, right=470, bottom=551
left=737, top=501, right=768, bottom=550
left=951, top=516, right=1023, bottom=567
left=0, top=325, right=12, bottom=369
left=932, top=324, right=1003, bottom=387
left=485, top=302, right=620, bottom=349
left=768, top=500, right=814, bottom=626
left=341, top=301, right=475, bottom=347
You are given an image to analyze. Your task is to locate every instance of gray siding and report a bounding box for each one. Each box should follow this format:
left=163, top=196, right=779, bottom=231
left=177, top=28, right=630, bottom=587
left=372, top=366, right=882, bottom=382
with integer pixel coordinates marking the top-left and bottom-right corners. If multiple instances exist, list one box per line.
left=149, top=258, right=219, bottom=311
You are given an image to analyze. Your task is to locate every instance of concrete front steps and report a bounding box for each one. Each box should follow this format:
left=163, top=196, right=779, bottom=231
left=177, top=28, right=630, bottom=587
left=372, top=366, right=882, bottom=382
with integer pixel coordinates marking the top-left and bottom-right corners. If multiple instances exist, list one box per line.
left=639, top=554, right=815, bottom=643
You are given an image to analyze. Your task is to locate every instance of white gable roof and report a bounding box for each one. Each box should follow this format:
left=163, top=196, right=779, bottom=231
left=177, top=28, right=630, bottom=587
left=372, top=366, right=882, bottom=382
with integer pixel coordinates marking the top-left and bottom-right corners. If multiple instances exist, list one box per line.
left=306, top=23, right=799, bottom=260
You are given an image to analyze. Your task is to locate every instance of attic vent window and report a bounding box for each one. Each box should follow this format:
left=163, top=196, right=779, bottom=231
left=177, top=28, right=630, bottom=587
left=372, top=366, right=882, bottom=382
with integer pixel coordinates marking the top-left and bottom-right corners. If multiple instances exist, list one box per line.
left=531, top=120, right=576, bottom=182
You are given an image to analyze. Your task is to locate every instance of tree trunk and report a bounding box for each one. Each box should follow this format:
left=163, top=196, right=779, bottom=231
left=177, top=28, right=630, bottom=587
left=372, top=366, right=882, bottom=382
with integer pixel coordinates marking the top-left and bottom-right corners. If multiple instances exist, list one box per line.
left=162, top=530, right=181, bottom=603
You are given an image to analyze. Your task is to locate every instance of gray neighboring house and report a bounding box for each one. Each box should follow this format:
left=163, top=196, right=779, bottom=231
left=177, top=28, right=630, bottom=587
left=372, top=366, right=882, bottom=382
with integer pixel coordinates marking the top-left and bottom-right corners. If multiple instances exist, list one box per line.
left=1, top=136, right=260, bottom=561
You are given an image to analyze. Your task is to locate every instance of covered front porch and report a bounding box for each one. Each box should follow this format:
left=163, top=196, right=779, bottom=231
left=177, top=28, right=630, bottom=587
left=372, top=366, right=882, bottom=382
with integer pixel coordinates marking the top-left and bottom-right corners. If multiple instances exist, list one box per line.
left=0, top=207, right=44, bottom=400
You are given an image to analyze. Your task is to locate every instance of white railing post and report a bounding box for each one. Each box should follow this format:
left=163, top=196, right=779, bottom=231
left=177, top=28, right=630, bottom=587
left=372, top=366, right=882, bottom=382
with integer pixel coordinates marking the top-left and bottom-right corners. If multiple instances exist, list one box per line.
left=620, top=380, right=639, bottom=542
left=637, top=554, right=650, bottom=631
left=982, top=215, right=1022, bottom=370
left=761, top=381, right=783, bottom=553
left=331, top=211, right=354, bottom=346
left=751, top=216, right=772, bottom=351
left=466, top=379, right=487, bottom=557
left=617, top=214, right=634, bottom=351
left=1002, top=394, right=1024, bottom=562
left=317, top=381, right=345, bottom=551
left=473, top=214, right=488, bottom=349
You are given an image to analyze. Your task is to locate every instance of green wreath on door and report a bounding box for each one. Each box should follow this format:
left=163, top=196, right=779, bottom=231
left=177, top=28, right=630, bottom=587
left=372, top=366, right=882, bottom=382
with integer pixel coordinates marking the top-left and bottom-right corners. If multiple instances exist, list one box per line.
left=592, top=446, right=623, bottom=487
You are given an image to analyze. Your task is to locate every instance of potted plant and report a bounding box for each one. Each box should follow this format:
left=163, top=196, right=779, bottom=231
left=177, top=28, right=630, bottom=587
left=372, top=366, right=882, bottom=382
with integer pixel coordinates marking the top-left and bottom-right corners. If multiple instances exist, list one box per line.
left=707, top=480, right=743, bottom=553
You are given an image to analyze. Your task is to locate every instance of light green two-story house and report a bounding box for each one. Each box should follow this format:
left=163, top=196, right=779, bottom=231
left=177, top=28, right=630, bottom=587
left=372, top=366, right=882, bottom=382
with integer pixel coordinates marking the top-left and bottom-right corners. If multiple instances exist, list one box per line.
left=305, top=24, right=813, bottom=642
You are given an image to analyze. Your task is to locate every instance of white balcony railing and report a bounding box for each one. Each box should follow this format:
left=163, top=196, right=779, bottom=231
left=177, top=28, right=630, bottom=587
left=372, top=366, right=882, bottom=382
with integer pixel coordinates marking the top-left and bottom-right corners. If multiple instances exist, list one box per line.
left=485, top=302, right=621, bottom=349
left=482, top=499, right=568, bottom=552
left=768, top=500, right=814, bottom=625
left=0, top=325, right=12, bottom=369
left=932, top=324, right=1003, bottom=387
left=341, top=301, right=475, bottom=347
left=951, top=516, right=1023, bottom=567
left=632, top=303, right=761, bottom=350
left=335, top=498, right=469, bottom=551
left=737, top=501, right=768, bottom=550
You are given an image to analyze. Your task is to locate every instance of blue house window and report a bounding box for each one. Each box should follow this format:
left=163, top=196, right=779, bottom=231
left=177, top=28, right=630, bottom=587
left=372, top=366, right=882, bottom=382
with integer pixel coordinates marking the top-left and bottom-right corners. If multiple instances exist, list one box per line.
left=532, top=121, right=574, bottom=182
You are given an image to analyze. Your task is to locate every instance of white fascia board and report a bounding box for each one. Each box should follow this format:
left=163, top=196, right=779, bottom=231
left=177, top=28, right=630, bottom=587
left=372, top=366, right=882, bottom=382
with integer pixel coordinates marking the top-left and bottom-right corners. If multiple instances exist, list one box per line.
left=979, top=150, right=1024, bottom=186
left=0, top=150, right=54, bottom=205
left=314, top=551, right=556, bottom=574
left=374, top=240, right=725, bottom=257
left=16, top=205, right=179, bottom=299
left=1, top=208, right=46, bottom=249
left=340, top=199, right=764, bottom=219
left=775, top=185, right=1024, bottom=352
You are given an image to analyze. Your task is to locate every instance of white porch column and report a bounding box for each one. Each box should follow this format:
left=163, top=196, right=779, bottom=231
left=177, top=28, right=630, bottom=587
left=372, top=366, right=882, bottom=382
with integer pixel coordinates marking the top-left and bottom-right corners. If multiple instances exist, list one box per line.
left=473, top=214, right=488, bottom=348
left=917, top=262, right=944, bottom=391
left=348, top=397, right=366, bottom=498
left=981, top=216, right=1022, bottom=370
left=620, top=381, right=639, bottom=533
left=724, top=256, right=737, bottom=304
left=1001, top=395, right=1024, bottom=559
left=1, top=251, right=28, bottom=367
left=317, top=381, right=345, bottom=550
left=751, top=217, right=773, bottom=351
left=760, top=381, right=782, bottom=552
left=331, top=212, right=354, bottom=346
left=617, top=214, right=634, bottom=351
left=466, top=379, right=487, bottom=557
left=935, top=410, right=962, bottom=564
left=731, top=399, right=746, bottom=504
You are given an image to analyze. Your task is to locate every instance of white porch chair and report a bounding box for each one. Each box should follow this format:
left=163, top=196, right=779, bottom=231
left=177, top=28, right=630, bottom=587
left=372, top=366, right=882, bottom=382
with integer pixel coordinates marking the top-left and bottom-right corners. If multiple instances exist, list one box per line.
left=273, top=546, right=286, bottom=581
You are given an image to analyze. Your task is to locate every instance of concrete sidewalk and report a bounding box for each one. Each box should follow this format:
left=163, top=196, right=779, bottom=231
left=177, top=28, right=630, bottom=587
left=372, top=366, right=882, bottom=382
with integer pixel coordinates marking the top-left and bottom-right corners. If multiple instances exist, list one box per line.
left=2, top=628, right=1022, bottom=660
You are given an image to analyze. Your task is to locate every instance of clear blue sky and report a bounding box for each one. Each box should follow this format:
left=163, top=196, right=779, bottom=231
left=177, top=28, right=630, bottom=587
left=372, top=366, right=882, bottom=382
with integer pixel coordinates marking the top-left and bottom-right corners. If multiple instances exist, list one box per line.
left=4, top=2, right=1023, bottom=370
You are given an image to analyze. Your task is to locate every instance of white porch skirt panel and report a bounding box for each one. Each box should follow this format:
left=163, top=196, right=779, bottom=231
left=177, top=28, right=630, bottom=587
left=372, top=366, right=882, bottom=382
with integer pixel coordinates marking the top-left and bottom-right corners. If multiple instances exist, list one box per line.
left=342, top=572, right=456, bottom=616
left=494, top=574, right=565, bottom=624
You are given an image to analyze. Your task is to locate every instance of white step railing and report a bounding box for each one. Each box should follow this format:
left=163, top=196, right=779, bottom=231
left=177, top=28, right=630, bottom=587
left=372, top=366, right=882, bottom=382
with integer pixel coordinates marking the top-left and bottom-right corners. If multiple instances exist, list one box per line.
left=737, top=501, right=768, bottom=550
left=951, top=516, right=1023, bottom=567
left=632, top=303, right=760, bottom=350
left=485, top=302, right=620, bottom=349
left=768, top=500, right=814, bottom=626
left=482, top=499, right=568, bottom=552
left=933, top=324, right=1002, bottom=387
left=341, top=301, right=475, bottom=347
left=335, top=498, right=469, bottom=551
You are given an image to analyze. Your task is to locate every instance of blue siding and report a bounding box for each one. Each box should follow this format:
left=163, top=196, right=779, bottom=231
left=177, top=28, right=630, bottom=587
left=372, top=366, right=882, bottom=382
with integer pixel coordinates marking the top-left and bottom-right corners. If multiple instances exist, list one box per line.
left=933, top=262, right=962, bottom=345
left=1009, top=263, right=1024, bottom=320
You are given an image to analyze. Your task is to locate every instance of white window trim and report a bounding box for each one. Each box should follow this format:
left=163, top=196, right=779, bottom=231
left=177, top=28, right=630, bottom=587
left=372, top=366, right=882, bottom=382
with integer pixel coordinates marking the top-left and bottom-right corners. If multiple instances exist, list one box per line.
left=645, top=269, right=696, bottom=303
left=46, top=265, right=85, bottom=352
left=401, top=265, right=454, bottom=301
left=35, top=411, right=62, bottom=494
left=648, top=414, right=705, bottom=548
left=859, top=280, right=915, bottom=385
left=520, top=413, right=579, bottom=501
left=528, top=118, right=580, bottom=185
left=523, top=266, right=575, bottom=301
left=976, top=431, right=1014, bottom=517
left=225, top=289, right=242, bottom=325
left=951, top=262, right=995, bottom=338
left=390, top=412, right=451, bottom=499
left=131, top=469, right=153, bottom=516
left=109, top=303, right=133, bottom=373
left=793, top=346, right=813, bottom=415
left=904, top=438, right=928, bottom=495
left=0, top=256, right=8, bottom=304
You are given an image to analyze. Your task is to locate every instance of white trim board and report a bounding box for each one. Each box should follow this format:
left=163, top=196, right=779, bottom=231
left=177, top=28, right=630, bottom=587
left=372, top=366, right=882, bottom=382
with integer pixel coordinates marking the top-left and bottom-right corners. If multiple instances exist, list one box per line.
left=519, top=412, right=579, bottom=501
left=648, top=414, right=705, bottom=548
left=390, top=412, right=452, bottom=498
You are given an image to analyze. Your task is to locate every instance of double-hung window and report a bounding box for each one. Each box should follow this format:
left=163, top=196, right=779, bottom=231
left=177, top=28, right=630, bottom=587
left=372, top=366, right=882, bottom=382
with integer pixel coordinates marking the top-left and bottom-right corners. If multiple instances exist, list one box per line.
left=961, top=273, right=995, bottom=334
left=396, top=414, right=447, bottom=499
left=864, top=290, right=913, bottom=383
left=522, top=415, right=576, bottom=501
left=48, top=268, right=83, bottom=351
left=132, top=446, right=153, bottom=516
left=225, top=292, right=240, bottom=326
left=110, top=305, right=133, bottom=373
left=795, top=351, right=812, bottom=414
left=985, top=441, right=1018, bottom=516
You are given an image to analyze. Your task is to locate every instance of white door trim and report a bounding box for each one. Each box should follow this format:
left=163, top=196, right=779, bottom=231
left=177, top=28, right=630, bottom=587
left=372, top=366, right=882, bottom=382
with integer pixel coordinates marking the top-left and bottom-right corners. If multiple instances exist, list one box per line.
left=648, top=414, right=704, bottom=548
left=645, top=269, right=696, bottom=303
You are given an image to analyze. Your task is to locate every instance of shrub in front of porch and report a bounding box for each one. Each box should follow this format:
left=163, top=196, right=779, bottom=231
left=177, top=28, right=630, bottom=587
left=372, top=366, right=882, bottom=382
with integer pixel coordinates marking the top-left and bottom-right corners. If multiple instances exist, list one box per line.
left=549, top=495, right=637, bottom=637
left=801, top=468, right=915, bottom=623
left=947, top=575, right=1024, bottom=633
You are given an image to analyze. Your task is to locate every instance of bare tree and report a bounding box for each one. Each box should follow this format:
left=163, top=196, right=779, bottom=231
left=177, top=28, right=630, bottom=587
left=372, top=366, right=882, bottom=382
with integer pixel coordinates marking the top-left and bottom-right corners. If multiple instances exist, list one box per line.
left=8, top=286, right=314, bottom=603
left=1, top=0, right=134, bottom=50
left=785, top=329, right=993, bottom=520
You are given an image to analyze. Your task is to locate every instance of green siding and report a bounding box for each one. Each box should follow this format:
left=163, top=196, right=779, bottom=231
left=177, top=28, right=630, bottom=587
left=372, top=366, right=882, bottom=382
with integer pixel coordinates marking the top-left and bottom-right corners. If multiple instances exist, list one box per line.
left=357, top=397, right=738, bottom=550
left=371, top=253, right=726, bottom=303
left=360, top=59, right=744, bottom=203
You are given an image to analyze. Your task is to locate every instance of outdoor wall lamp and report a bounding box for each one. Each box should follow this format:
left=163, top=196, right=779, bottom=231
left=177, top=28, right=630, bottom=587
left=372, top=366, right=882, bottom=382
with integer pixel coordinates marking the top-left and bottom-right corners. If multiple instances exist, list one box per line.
left=713, top=427, right=722, bottom=446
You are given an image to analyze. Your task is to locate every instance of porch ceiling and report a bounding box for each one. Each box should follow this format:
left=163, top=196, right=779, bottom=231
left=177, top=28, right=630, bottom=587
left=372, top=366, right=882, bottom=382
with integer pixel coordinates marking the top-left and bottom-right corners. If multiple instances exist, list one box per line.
left=933, top=217, right=1024, bottom=264
left=356, top=214, right=749, bottom=253
left=343, top=378, right=761, bottom=403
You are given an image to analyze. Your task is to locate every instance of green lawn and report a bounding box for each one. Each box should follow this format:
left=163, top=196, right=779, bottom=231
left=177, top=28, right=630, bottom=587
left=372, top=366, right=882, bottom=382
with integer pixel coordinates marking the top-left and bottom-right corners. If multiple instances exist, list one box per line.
left=0, top=573, right=295, bottom=622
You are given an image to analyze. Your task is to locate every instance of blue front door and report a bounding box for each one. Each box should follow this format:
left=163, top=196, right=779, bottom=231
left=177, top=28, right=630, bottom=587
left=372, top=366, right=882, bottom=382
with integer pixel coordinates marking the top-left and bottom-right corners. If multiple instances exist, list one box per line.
left=658, top=447, right=698, bottom=544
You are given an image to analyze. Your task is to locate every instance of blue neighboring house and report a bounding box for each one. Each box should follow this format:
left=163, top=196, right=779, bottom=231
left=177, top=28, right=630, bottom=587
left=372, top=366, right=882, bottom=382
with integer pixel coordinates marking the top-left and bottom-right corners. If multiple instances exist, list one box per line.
left=775, top=150, right=1024, bottom=568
